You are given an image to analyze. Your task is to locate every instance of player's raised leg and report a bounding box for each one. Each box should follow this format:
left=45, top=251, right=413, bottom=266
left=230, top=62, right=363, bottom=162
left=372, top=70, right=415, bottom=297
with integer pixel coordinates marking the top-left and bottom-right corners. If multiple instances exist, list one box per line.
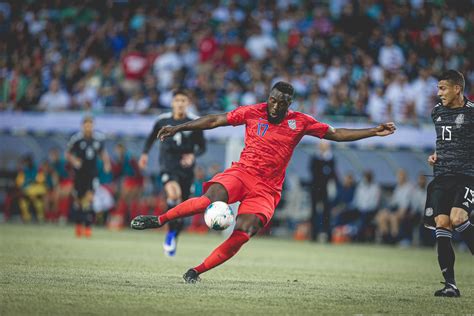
left=131, top=183, right=227, bottom=229
left=183, top=213, right=262, bottom=284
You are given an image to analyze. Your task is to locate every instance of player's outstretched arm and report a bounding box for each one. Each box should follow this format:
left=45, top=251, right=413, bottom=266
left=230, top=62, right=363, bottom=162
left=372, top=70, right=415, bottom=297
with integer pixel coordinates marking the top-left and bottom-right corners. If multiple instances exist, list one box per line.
left=157, top=113, right=229, bottom=141
left=323, top=122, right=396, bottom=142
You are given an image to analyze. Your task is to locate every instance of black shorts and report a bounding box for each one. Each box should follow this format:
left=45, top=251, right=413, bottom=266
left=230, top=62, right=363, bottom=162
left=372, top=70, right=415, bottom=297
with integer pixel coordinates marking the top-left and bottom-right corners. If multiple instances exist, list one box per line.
left=160, top=170, right=194, bottom=200
left=74, top=175, right=99, bottom=199
left=424, top=175, right=474, bottom=230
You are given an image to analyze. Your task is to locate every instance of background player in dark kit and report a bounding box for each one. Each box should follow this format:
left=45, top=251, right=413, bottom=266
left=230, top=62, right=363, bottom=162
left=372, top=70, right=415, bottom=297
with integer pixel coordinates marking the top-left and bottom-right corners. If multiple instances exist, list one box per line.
left=66, top=116, right=111, bottom=237
left=139, top=90, right=206, bottom=256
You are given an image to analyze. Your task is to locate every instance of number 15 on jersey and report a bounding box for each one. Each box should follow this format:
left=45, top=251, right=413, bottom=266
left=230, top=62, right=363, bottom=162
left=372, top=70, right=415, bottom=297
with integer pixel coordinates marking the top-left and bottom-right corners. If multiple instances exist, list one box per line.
left=441, top=126, right=451, bottom=141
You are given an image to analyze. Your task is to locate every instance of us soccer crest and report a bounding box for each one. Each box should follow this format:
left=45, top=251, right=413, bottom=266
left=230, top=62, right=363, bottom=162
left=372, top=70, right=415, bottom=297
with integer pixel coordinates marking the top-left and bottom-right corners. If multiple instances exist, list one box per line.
left=288, top=120, right=296, bottom=130
left=455, top=114, right=464, bottom=128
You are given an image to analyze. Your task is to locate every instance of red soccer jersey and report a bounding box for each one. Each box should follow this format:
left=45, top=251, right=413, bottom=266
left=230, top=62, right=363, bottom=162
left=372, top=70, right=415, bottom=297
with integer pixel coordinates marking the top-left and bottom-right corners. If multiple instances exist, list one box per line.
left=226, top=103, right=330, bottom=192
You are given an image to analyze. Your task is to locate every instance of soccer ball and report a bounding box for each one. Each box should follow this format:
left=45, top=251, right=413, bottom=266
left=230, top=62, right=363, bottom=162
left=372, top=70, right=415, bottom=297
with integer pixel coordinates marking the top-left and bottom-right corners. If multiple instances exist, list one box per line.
left=204, top=201, right=235, bottom=231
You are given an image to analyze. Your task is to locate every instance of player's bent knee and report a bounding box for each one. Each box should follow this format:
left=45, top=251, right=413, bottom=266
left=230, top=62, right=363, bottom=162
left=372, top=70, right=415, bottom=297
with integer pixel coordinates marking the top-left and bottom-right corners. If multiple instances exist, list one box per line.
left=450, top=208, right=468, bottom=226
left=435, top=214, right=451, bottom=229
left=235, top=214, right=262, bottom=237
left=164, top=181, right=180, bottom=199
left=204, top=183, right=229, bottom=203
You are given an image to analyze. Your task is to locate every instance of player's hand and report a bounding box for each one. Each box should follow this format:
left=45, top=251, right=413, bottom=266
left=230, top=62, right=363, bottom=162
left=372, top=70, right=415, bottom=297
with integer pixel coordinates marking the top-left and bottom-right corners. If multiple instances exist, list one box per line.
left=138, top=154, right=148, bottom=170
left=374, top=122, right=396, bottom=136
left=157, top=125, right=178, bottom=141
left=180, top=153, right=195, bottom=168
left=428, top=152, right=437, bottom=166
left=72, top=158, right=82, bottom=169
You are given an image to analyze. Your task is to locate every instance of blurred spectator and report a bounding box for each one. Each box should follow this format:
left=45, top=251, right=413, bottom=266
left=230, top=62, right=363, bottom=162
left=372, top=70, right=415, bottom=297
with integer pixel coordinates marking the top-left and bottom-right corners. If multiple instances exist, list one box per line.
left=38, top=79, right=71, bottom=112
left=121, top=43, right=148, bottom=95
left=16, top=84, right=40, bottom=111
left=385, top=73, right=412, bottom=123
left=408, top=68, right=438, bottom=119
left=309, top=141, right=337, bottom=242
left=1, top=66, right=29, bottom=109
left=198, top=27, right=218, bottom=63
left=367, top=86, right=389, bottom=123
left=378, top=35, right=405, bottom=72
left=401, top=173, right=429, bottom=246
left=222, top=36, right=250, bottom=68
left=153, top=42, right=182, bottom=91
left=350, top=170, right=381, bottom=241
left=245, top=26, right=277, bottom=60
left=375, top=169, right=413, bottom=244
left=331, top=173, right=356, bottom=225
left=15, top=155, right=48, bottom=222
left=124, top=89, right=150, bottom=114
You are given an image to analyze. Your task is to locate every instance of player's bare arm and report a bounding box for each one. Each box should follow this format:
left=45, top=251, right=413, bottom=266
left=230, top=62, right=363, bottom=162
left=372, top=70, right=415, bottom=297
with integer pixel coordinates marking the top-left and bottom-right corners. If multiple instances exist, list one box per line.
left=428, top=152, right=437, bottom=166
left=140, top=121, right=162, bottom=170
left=65, top=151, right=82, bottom=169
left=323, top=122, right=396, bottom=142
left=158, top=113, right=229, bottom=141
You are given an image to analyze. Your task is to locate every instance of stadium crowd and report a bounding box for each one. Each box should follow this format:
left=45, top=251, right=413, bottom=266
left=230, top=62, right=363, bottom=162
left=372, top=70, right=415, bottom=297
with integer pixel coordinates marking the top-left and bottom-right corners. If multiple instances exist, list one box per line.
left=1, top=0, right=473, bottom=124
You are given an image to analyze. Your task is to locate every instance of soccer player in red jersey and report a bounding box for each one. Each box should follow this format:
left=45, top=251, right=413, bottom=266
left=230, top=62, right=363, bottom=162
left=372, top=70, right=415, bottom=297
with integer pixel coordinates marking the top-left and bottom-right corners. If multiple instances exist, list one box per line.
left=131, top=82, right=396, bottom=283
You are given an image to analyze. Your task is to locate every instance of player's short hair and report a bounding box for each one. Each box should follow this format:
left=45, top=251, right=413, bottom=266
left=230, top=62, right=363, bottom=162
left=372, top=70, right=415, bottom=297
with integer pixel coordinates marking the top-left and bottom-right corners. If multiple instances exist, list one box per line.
left=82, top=115, right=94, bottom=124
left=172, top=89, right=189, bottom=98
left=439, top=70, right=465, bottom=92
left=271, top=81, right=295, bottom=97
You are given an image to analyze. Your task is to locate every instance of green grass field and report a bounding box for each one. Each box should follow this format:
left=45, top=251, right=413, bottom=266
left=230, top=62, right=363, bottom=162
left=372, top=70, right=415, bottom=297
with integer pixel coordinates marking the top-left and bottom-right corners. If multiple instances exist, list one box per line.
left=0, top=224, right=473, bottom=315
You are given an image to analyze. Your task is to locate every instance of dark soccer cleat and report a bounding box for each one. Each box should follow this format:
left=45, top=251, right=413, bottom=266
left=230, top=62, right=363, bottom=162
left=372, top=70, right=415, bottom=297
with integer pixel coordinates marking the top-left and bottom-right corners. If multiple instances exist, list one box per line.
left=434, top=282, right=461, bottom=297
left=183, top=269, right=201, bottom=284
left=130, top=215, right=162, bottom=230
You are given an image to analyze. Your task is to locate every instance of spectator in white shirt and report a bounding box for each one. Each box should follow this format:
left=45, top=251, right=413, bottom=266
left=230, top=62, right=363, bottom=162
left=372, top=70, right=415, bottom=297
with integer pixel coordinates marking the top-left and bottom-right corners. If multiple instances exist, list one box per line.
left=245, top=27, right=277, bottom=60
left=385, top=73, right=411, bottom=123
left=38, top=79, right=71, bottom=111
left=124, top=89, right=150, bottom=114
left=378, top=35, right=405, bottom=72
left=376, top=169, right=413, bottom=243
left=153, top=43, right=183, bottom=90
left=408, top=68, right=438, bottom=119
left=351, top=170, right=381, bottom=241
left=367, top=86, right=389, bottom=123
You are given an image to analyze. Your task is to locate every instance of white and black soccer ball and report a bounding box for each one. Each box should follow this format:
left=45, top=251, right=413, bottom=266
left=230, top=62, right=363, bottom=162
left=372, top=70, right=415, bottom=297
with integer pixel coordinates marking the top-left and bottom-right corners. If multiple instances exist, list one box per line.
left=204, top=201, right=235, bottom=231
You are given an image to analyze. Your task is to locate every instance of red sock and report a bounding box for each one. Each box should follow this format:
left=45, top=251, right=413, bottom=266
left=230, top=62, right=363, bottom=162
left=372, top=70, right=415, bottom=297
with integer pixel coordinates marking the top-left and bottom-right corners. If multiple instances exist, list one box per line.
left=159, top=196, right=211, bottom=225
left=193, top=230, right=250, bottom=274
